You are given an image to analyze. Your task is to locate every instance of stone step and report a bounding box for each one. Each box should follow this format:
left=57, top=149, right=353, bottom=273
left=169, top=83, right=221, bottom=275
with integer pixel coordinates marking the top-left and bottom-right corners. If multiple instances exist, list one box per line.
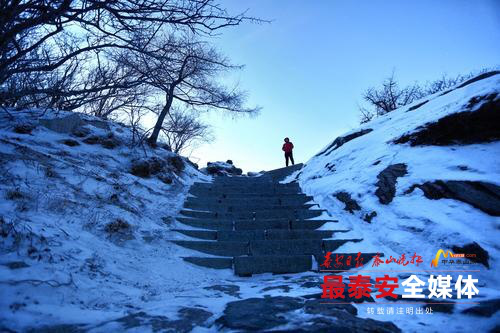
left=234, top=255, right=312, bottom=276
left=323, top=239, right=363, bottom=251
left=250, top=239, right=323, bottom=256
left=248, top=238, right=362, bottom=256
left=263, top=164, right=304, bottom=180
left=265, top=229, right=336, bottom=240
left=291, top=220, right=336, bottom=229
left=176, top=217, right=336, bottom=231
left=172, top=240, right=249, bottom=256
left=182, top=252, right=382, bottom=274
left=191, top=182, right=300, bottom=189
left=218, top=230, right=265, bottom=241
left=176, top=217, right=233, bottom=230
left=173, top=229, right=218, bottom=240
left=179, top=209, right=325, bottom=220
left=188, top=188, right=301, bottom=197
left=235, top=219, right=336, bottom=230
left=174, top=229, right=349, bottom=241
left=182, top=257, right=233, bottom=269
left=183, top=202, right=318, bottom=211
left=185, top=196, right=314, bottom=206
left=235, top=219, right=290, bottom=230
left=173, top=238, right=361, bottom=258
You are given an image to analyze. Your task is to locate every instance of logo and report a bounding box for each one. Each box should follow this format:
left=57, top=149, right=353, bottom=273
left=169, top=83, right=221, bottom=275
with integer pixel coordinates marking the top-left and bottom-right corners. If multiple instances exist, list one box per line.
left=431, top=249, right=476, bottom=267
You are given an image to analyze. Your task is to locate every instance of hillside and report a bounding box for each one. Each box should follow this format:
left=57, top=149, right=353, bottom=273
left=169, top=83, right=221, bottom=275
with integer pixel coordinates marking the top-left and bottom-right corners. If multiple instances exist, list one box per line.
left=290, top=71, right=500, bottom=331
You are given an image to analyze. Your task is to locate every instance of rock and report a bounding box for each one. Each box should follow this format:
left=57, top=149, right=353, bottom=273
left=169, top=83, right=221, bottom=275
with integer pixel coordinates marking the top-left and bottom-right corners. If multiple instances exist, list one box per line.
left=316, top=128, right=373, bottom=157
left=82, top=135, right=101, bottom=145
left=204, top=284, right=240, bottom=298
left=216, top=296, right=303, bottom=330
left=407, top=99, right=429, bottom=112
left=454, top=71, right=500, bottom=90
left=334, top=191, right=361, bottom=213
left=82, top=134, right=120, bottom=149
left=104, top=219, right=131, bottom=234
left=26, top=323, right=87, bottom=332
left=102, top=308, right=211, bottom=332
left=375, top=164, right=407, bottom=204
left=13, top=123, right=35, bottom=134
left=100, top=136, right=120, bottom=149
left=39, top=113, right=83, bottom=133
left=304, top=299, right=357, bottom=316
left=395, top=93, right=499, bottom=146
left=169, top=155, right=185, bottom=173
left=72, top=126, right=91, bottom=137
left=408, top=180, right=500, bottom=216
left=2, top=261, right=29, bottom=269
left=261, top=285, right=291, bottom=293
left=216, top=296, right=400, bottom=332
left=61, top=139, right=80, bottom=147
left=203, top=161, right=243, bottom=176
left=226, top=159, right=233, bottom=164
left=452, top=242, right=490, bottom=268
left=462, top=298, right=500, bottom=317
left=158, top=175, right=173, bottom=184
left=363, top=211, right=377, bottom=223
left=85, top=119, right=110, bottom=130
left=303, top=315, right=401, bottom=333
left=130, top=157, right=166, bottom=178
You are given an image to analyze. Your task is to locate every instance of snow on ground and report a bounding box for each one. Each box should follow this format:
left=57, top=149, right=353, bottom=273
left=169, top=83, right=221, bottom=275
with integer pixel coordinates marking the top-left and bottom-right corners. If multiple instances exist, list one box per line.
left=1, top=74, right=499, bottom=332
left=287, top=73, right=500, bottom=331
left=0, top=109, right=316, bottom=332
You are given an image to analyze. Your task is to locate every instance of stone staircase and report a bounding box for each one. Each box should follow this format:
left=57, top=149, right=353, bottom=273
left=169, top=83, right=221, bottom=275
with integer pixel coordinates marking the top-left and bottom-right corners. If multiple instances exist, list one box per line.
left=172, top=164, right=377, bottom=276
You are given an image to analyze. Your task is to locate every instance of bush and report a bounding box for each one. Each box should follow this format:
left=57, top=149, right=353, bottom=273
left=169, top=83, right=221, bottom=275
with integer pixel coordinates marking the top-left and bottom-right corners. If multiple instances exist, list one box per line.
left=169, top=156, right=185, bottom=173
left=13, top=124, right=35, bottom=134
left=130, top=157, right=166, bottom=178
left=5, top=189, right=24, bottom=200
left=104, top=219, right=131, bottom=233
left=359, top=69, right=492, bottom=124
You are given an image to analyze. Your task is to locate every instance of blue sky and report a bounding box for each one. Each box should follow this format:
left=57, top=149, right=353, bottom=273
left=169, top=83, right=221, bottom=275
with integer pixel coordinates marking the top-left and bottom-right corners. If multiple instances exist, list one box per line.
left=192, top=0, right=500, bottom=172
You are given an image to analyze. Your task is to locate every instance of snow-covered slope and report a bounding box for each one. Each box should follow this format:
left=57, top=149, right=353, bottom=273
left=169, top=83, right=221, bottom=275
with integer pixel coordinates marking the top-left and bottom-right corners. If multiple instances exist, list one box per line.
left=0, top=109, right=228, bottom=331
left=291, top=72, right=500, bottom=331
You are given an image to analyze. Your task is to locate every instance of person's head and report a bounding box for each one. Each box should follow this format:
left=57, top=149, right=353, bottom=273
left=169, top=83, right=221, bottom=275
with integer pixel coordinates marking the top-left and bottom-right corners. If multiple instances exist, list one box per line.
left=284, top=137, right=289, bottom=143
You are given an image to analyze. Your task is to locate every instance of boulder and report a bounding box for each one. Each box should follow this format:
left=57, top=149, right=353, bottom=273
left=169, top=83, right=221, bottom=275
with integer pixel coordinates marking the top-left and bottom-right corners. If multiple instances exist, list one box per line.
left=395, top=93, right=499, bottom=146
left=13, top=123, right=35, bottom=134
left=375, top=163, right=407, bottom=204
left=130, top=157, right=166, bottom=178
left=452, top=242, right=490, bottom=268
left=202, top=161, right=243, bottom=176
left=334, top=191, right=361, bottom=213
left=216, top=296, right=401, bottom=332
left=316, top=128, right=373, bottom=157
left=215, top=296, right=303, bottom=330
left=39, top=113, right=83, bottom=133
left=462, top=298, right=500, bottom=317
left=408, top=180, right=500, bottom=216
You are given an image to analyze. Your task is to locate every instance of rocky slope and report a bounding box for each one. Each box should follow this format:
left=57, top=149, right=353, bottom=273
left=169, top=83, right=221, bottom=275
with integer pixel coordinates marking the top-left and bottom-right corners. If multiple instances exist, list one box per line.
left=290, top=71, right=500, bottom=332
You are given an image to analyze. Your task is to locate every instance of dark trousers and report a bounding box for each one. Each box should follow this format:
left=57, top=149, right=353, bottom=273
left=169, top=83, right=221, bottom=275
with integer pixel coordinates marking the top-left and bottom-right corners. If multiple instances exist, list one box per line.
left=285, top=152, right=294, bottom=166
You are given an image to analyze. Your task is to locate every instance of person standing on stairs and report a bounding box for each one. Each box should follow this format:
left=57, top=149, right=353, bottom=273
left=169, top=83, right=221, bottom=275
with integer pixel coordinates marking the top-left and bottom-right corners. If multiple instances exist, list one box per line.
left=282, top=137, right=295, bottom=167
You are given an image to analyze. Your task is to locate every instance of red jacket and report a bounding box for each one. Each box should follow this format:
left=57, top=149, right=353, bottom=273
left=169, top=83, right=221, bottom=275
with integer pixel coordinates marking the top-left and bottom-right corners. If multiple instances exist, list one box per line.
left=282, top=142, right=294, bottom=153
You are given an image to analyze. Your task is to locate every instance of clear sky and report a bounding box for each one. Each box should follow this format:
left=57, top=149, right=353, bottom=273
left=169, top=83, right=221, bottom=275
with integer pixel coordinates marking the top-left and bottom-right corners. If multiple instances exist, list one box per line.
left=191, top=0, right=500, bottom=172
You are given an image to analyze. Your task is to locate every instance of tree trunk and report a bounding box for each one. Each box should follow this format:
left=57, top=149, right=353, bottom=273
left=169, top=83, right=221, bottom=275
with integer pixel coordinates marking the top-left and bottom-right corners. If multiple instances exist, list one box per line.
left=148, top=87, right=174, bottom=146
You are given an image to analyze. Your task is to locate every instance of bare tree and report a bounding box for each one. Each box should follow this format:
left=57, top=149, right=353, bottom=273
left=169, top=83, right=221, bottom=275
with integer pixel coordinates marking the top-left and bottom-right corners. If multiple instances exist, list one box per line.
left=118, top=36, right=260, bottom=146
left=361, top=72, right=423, bottom=118
left=161, top=109, right=213, bottom=154
left=358, top=70, right=492, bottom=123
left=0, top=0, right=262, bottom=107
